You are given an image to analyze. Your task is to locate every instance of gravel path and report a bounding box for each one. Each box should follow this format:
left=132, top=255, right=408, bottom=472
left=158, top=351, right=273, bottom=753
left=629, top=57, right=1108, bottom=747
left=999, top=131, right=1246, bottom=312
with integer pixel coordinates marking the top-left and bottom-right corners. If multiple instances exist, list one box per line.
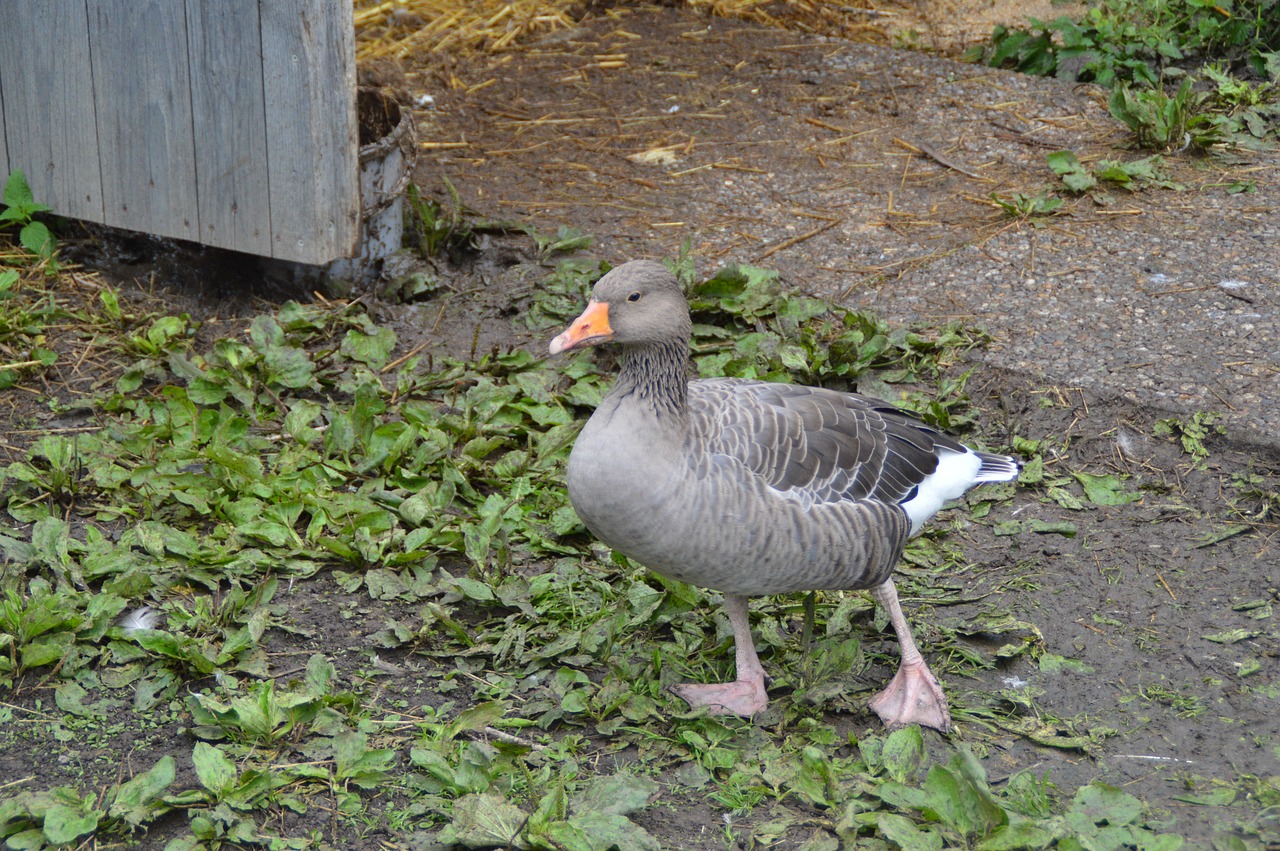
left=409, top=6, right=1279, bottom=447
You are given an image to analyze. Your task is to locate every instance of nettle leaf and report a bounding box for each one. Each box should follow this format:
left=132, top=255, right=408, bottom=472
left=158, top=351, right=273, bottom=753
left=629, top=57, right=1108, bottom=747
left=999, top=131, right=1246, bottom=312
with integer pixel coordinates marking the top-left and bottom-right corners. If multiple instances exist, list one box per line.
left=21, top=631, right=75, bottom=669
left=921, top=749, right=1008, bottom=838
left=205, top=445, right=264, bottom=482
left=1029, top=519, right=1077, bottom=537
left=55, top=682, right=110, bottom=718
left=1038, top=652, right=1094, bottom=675
left=31, top=516, right=73, bottom=568
left=1065, top=783, right=1143, bottom=831
left=1046, top=150, right=1097, bottom=193
left=554, top=811, right=661, bottom=851
left=3, top=169, right=41, bottom=210
left=876, top=812, right=944, bottom=851
left=0, top=531, right=36, bottom=564
left=573, top=774, right=658, bottom=818
left=976, top=820, right=1057, bottom=850
left=284, top=399, right=325, bottom=442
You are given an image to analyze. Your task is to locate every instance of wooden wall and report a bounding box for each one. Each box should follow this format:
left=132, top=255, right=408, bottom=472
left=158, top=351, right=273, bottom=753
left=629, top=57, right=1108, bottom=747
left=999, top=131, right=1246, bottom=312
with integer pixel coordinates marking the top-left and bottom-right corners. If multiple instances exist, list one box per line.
left=0, top=0, right=359, bottom=265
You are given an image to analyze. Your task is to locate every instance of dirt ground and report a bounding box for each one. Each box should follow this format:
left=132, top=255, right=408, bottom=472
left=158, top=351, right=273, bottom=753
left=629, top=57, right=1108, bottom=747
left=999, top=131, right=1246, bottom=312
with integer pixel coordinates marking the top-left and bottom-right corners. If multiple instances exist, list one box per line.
left=325, top=2, right=1280, bottom=842
left=5, top=2, right=1278, bottom=849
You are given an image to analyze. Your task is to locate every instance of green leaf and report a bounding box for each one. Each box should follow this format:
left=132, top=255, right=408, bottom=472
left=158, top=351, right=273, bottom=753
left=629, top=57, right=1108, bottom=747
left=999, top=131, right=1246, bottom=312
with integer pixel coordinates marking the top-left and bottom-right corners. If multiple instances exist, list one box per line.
left=921, top=749, right=1007, bottom=838
left=881, top=726, right=926, bottom=783
left=332, top=730, right=395, bottom=788
left=205, top=445, right=264, bottom=481
left=1038, top=653, right=1094, bottom=675
left=54, top=682, right=106, bottom=718
left=41, top=803, right=103, bottom=845
left=573, top=774, right=659, bottom=817
left=876, top=812, right=944, bottom=851
left=31, top=516, right=72, bottom=568
left=21, top=632, right=75, bottom=669
left=560, top=811, right=661, bottom=851
left=444, top=792, right=532, bottom=849
left=1073, top=472, right=1143, bottom=505
left=192, top=742, right=237, bottom=798
left=1028, top=520, right=1077, bottom=537
left=263, top=344, right=315, bottom=388
left=20, top=221, right=55, bottom=258
left=341, top=326, right=397, bottom=368
left=1202, top=628, right=1258, bottom=644
left=1066, top=783, right=1143, bottom=831
left=448, top=700, right=508, bottom=740
left=3, top=169, right=40, bottom=210
left=977, top=820, right=1057, bottom=850
left=1172, top=786, right=1237, bottom=806
left=1046, top=150, right=1080, bottom=174
left=108, top=756, right=175, bottom=825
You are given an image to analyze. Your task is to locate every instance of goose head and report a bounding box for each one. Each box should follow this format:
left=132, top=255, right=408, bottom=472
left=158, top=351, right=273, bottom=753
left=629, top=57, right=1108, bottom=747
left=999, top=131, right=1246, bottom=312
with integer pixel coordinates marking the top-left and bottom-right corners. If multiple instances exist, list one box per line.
left=549, top=260, right=692, bottom=355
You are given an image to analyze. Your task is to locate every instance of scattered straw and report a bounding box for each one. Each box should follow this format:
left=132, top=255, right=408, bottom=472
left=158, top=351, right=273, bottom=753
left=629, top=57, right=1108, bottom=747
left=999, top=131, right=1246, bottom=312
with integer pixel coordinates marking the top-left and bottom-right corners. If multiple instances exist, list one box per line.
left=354, top=0, right=581, bottom=59
left=353, top=0, right=892, bottom=60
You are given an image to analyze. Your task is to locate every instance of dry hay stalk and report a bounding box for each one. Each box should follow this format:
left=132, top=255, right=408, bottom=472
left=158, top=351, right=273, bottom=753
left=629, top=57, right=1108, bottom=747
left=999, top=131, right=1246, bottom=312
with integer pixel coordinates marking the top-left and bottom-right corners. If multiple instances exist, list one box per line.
left=354, top=0, right=892, bottom=59
left=354, top=0, right=580, bottom=59
left=683, top=0, right=889, bottom=40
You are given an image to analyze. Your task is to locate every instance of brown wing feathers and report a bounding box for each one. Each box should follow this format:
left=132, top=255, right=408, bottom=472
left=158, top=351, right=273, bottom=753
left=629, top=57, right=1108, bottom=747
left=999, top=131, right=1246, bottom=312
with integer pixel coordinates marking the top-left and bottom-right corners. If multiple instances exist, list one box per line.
left=692, top=379, right=956, bottom=509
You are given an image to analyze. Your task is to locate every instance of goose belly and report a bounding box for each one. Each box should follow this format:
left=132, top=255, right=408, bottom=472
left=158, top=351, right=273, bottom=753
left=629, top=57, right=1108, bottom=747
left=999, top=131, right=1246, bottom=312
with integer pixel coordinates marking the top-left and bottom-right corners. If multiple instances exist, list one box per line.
left=568, top=454, right=910, bottom=597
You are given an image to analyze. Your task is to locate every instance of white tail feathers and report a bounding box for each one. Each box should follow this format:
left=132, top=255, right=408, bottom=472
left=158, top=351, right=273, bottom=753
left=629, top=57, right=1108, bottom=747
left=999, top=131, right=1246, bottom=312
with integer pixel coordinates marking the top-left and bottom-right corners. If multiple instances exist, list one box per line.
left=974, top=451, right=1020, bottom=483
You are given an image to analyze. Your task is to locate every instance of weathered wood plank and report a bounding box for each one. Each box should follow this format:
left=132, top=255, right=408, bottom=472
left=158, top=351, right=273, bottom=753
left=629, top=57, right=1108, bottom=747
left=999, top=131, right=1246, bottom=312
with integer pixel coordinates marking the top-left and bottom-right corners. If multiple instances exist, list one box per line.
left=0, top=84, right=8, bottom=189
left=0, top=0, right=103, bottom=220
left=1, top=0, right=359, bottom=263
left=88, top=0, right=199, bottom=241
left=185, top=0, right=272, bottom=256
left=261, top=0, right=359, bottom=263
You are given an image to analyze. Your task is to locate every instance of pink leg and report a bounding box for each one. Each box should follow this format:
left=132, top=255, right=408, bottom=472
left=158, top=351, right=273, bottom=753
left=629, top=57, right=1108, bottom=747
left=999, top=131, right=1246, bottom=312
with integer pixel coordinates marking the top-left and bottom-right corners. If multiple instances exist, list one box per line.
left=868, top=579, right=953, bottom=733
left=670, top=594, right=769, bottom=716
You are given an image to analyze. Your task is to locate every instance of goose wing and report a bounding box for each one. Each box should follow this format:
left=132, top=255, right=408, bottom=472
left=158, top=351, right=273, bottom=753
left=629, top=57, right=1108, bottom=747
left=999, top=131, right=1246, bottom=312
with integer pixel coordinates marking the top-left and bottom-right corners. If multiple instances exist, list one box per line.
left=688, top=378, right=964, bottom=508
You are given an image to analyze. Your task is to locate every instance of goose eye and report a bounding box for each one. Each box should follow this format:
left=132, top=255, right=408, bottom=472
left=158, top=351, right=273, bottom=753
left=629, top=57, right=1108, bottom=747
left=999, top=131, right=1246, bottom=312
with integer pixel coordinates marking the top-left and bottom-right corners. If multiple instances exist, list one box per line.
left=626, top=291, right=642, bottom=302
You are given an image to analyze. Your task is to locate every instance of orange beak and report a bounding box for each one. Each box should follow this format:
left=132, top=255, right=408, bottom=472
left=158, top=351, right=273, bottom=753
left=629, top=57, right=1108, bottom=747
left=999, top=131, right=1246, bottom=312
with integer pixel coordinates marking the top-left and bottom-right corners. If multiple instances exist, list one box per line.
left=549, top=300, right=613, bottom=355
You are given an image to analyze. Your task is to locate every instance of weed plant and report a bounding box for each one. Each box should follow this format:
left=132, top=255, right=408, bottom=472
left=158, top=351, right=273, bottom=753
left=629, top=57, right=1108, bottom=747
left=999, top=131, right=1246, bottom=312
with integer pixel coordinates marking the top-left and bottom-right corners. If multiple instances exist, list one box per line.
left=969, top=0, right=1280, bottom=151
left=0, top=230, right=1239, bottom=848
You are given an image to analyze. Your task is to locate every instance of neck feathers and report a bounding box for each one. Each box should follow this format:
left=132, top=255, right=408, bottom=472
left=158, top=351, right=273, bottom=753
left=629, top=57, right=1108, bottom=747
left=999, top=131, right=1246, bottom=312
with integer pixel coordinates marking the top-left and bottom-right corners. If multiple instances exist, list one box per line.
left=616, top=339, right=689, bottom=416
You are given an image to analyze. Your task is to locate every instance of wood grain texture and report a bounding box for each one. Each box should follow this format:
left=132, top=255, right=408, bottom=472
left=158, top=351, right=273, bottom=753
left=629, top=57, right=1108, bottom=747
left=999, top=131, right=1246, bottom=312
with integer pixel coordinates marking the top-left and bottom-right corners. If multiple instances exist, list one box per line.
left=0, top=0, right=103, bottom=220
left=0, top=0, right=359, bottom=263
left=0, top=80, right=8, bottom=189
left=261, top=0, right=359, bottom=263
left=185, top=0, right=272, bottom=256
left=88, top=0, right=200, bottom=240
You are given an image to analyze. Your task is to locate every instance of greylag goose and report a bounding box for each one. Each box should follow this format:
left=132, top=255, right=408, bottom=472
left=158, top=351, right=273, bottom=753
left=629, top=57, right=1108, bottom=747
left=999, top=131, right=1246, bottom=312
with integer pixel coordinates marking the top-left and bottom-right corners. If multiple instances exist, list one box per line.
left=549, top=260, right=1018, bottom=732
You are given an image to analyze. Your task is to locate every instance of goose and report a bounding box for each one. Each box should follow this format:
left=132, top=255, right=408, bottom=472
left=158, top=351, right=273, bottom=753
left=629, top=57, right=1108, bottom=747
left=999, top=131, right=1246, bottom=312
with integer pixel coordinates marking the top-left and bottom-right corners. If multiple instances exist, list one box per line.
left=549, top=260, right=1018, bottom=731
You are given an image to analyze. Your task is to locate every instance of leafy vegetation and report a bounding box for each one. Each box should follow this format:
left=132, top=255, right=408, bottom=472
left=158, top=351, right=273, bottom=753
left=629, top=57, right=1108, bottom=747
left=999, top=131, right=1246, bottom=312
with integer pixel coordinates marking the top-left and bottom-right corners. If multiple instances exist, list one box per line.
left=0, top=170, right=58, bottom=269
left=1154, top=410, right=1226, bottom=466
left=2, top=209, right=1276, bottom=848
left=989, top=190, right=1065, bottom=223
left=1046, top=150, right=1181, bottom=196
left=968, top=0, right=1280, bottom=151
left=970, top=0, right=1280, bottom=87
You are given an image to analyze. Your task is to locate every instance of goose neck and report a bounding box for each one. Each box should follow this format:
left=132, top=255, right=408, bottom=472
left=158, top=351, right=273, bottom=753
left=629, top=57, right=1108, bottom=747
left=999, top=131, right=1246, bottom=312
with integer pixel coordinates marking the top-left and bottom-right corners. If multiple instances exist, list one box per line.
left=617, top=339, right=689, bottom=415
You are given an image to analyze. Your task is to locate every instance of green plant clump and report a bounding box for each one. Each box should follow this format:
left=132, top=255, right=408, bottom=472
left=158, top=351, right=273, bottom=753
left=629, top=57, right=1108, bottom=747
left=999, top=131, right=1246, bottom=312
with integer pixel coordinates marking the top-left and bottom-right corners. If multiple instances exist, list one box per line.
left=971, top=0, right=1280, bottom=87
left=970, top=0, right=1280, bottom=151
left=1, top=170, right=58, bottom=267
left=1, top=250, right=1220, bottom=849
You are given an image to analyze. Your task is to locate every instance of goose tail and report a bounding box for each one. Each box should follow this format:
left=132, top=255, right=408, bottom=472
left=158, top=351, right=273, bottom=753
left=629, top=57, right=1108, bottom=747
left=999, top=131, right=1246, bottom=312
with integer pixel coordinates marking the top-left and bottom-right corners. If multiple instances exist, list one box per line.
left=973, top=451, right=1020, bottom=483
